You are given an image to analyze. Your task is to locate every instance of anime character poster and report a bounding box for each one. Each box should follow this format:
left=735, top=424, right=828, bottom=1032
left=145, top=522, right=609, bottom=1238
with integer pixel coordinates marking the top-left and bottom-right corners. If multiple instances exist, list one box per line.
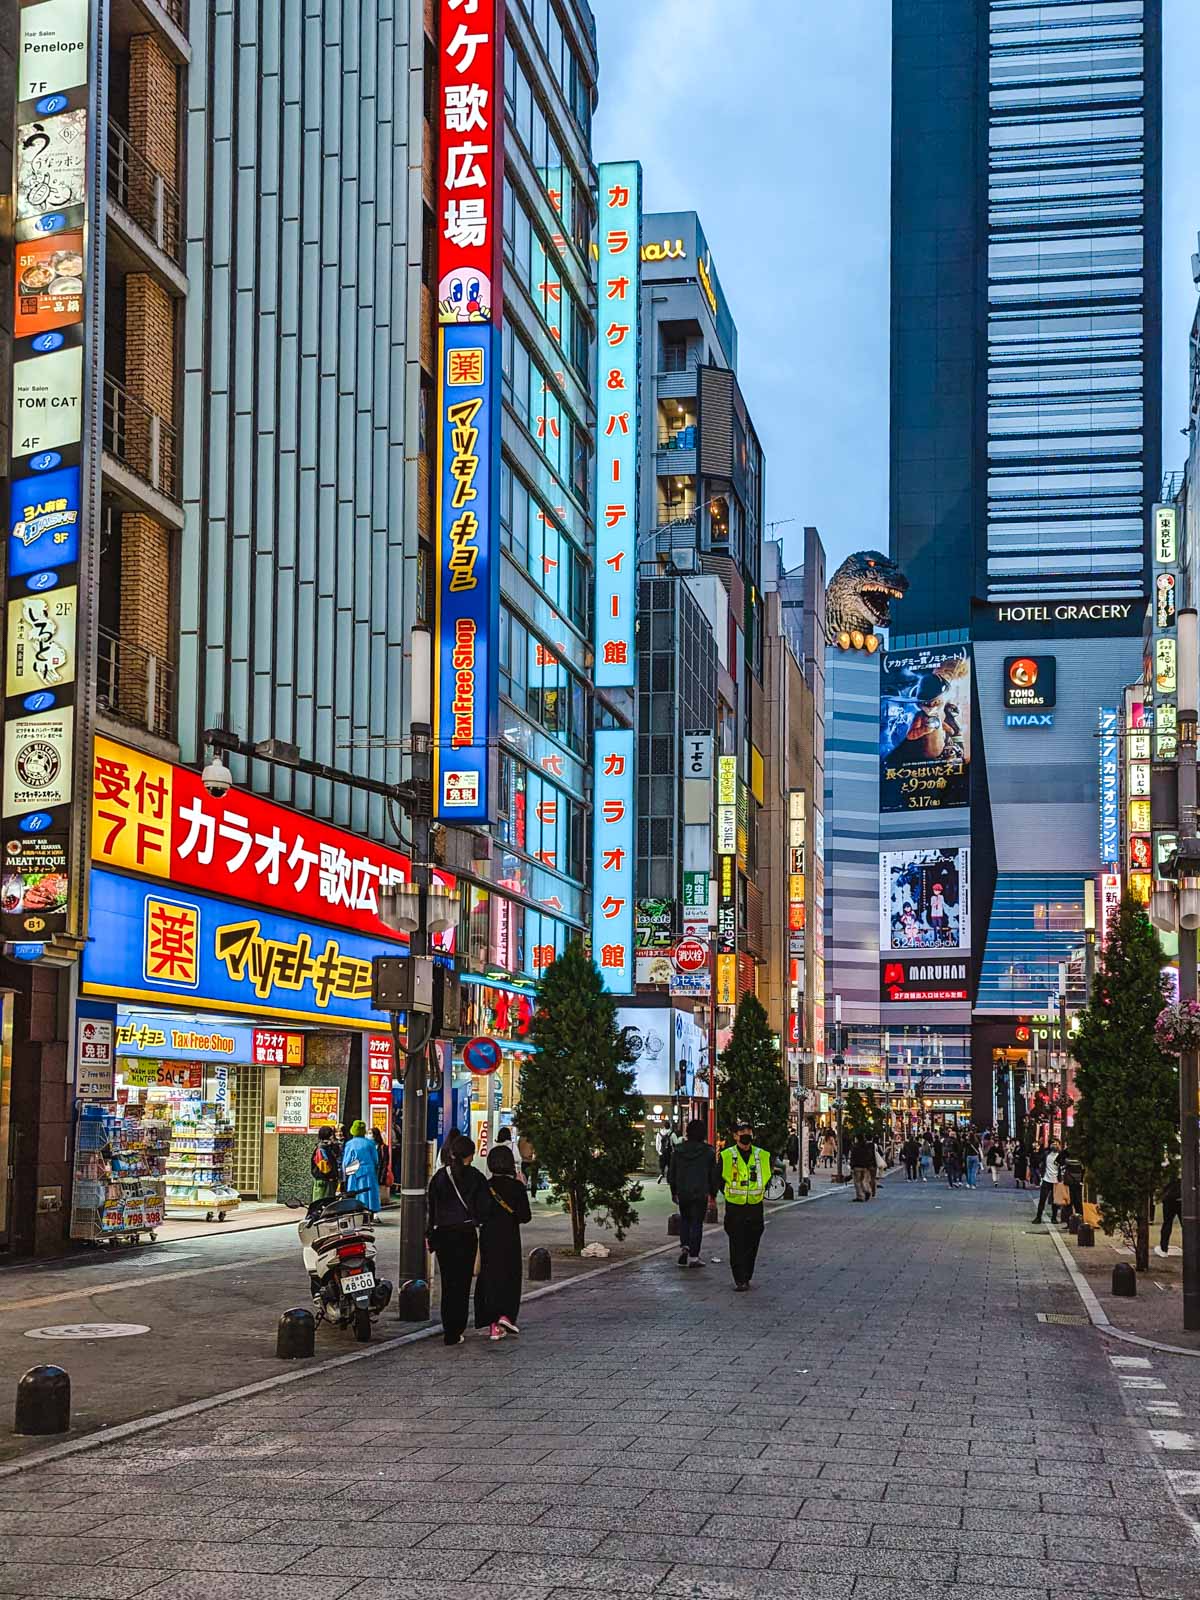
left=880, top=848, right=970, bottom=952
left=879, top=644, right=972, bottom=813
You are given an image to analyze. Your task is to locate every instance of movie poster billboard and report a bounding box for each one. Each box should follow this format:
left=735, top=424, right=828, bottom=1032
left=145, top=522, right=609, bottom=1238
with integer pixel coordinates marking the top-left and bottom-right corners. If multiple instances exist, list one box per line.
left=880, top=847, right=970, bottom=953
left=879, top=645, right=972, bottom=813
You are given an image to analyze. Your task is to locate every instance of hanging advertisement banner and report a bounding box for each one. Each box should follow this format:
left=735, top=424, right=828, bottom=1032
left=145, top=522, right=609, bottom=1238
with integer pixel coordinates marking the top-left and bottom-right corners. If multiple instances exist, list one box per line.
left=432, top=323, right=500, bottom=823
left=594, top=161, right=642, bottom=689
left=591, top=728, right=635, bottom=993
left=879, top=848, right=970, bottom=953
left=879, top=644, right=972, bottom=812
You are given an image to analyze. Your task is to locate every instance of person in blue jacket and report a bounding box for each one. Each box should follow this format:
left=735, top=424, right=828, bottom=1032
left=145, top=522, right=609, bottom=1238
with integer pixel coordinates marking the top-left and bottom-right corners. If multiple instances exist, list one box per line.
left=340, top=1119, right=381, bottom=1217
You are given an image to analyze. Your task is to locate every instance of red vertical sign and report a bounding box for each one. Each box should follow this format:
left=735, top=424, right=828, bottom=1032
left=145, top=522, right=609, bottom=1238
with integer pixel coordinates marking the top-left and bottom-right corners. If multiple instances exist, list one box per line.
left=437, top=0, right=504, bottom=328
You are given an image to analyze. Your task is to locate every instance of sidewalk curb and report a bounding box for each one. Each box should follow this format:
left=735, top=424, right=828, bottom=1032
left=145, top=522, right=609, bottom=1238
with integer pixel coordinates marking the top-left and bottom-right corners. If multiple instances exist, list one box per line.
left=0, top=1181, right=846, bottom=1479
left=1049, top=1226, right=1200, bottom=1358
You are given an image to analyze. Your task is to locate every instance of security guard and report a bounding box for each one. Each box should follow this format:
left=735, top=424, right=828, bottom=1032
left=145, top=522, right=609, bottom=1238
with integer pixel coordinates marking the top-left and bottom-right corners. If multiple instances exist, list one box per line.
left=718, top=1121, right=771, bottom=1291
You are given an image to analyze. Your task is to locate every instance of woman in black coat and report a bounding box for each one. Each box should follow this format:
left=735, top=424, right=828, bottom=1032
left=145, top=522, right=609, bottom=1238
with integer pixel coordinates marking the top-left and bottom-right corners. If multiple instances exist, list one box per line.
left=427, top=1135, right=492, bottom=1346
left=474, top=1145, right=531, bottom=1340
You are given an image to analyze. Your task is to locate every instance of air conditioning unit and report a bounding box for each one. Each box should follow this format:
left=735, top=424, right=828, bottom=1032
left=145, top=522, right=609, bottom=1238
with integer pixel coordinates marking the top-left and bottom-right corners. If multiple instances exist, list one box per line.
left=669, top=548, right=699, bottom=573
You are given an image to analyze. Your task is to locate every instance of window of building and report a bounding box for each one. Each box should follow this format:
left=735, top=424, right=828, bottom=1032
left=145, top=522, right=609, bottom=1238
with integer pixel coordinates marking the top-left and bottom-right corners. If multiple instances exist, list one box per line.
left=1032, top=901, right=1083, bottom=933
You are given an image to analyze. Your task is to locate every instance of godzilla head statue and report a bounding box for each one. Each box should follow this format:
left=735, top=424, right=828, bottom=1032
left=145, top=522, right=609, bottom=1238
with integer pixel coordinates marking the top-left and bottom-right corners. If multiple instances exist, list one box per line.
left=824, top=550, right=909, bottom=652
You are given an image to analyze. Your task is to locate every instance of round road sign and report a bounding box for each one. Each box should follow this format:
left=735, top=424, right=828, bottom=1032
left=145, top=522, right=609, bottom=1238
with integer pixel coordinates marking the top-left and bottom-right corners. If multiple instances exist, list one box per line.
left=462, top=1036, right=503, bottom=1075
left=673, top=937, right=709, bottom=975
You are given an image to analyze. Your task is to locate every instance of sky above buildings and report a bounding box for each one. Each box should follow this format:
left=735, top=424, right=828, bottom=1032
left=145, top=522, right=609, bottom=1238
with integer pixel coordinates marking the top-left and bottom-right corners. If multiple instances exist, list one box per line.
left=594, top=0, right=1200, bottom=581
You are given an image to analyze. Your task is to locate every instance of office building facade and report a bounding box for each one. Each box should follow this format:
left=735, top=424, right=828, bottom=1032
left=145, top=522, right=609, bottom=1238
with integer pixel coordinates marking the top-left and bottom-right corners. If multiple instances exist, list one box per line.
left=889, top=0, right=1161, bottom=1126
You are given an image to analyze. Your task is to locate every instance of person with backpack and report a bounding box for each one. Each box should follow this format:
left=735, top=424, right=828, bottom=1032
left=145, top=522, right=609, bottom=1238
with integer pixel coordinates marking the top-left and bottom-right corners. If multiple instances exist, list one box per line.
left=669, top=1117, right=719, bottom=1268
left=655, top=1125, right=676, bottom=1183
left=427, top=1134, right=492, bottom=1346
left=310, top=1126, right=340, bottom=1203
left=474, top=1145, right=531, bottom=1341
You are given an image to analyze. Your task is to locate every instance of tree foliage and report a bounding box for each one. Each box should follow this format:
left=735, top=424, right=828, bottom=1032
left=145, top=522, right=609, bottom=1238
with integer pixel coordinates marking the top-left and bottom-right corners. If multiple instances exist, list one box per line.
left=1073, top=893, right=1177, bottom=1269
left=716, top=994, right=789, bottom=1155
left=843, top=1087, right=874, bottom=1143
left=516, top=941, right=644, bottom=1251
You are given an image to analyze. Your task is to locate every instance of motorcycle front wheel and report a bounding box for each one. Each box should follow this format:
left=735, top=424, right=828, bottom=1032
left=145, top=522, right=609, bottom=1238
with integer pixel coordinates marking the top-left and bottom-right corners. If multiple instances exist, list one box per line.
left=353, top=1304, right=371, bottom=1342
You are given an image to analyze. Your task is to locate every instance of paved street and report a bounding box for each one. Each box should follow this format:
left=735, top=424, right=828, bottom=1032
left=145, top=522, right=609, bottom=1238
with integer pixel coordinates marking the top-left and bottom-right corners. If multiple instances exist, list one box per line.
left=2, top=1177, right=1198, bottom=1598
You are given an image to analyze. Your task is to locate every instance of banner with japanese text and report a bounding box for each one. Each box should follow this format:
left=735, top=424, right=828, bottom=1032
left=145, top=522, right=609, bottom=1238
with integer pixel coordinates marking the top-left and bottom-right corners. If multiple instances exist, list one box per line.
left=591, top=728, right=634, bottom=993
left=436, top=0, right=503, bottom=326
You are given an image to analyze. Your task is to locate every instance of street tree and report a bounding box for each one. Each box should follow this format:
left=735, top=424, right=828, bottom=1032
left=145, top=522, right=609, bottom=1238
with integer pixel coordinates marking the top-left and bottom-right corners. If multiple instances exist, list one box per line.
left=1073, top=892, right=1177, bottom=1270
left=516, top=941, right=644, bottom=1252
left=716, top=992, right=789, bottom=1155
left=843, top=1087, right=874, bottom=1143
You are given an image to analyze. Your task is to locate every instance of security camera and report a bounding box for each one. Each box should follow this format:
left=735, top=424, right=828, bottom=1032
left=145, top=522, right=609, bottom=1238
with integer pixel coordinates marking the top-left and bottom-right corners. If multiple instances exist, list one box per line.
left=201, top=757, right=234, bottom=799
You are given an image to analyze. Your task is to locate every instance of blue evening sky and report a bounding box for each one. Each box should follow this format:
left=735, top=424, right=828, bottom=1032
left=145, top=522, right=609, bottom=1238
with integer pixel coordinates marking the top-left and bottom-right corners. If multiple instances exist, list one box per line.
left=594, top=0, right=1200, bottom=579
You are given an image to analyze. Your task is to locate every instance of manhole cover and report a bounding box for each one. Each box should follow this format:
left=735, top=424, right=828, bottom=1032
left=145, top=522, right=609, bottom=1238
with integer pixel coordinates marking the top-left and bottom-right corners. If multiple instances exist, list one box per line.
left=1036, top=1312, right=1088, bottom=1326
left=24, top=1322, right=150, bottom=1340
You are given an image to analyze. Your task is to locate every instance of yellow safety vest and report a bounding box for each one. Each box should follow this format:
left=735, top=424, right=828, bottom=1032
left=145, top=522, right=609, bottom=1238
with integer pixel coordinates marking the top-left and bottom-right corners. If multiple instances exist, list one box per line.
left=721, top=1144, right=769, bottom=1205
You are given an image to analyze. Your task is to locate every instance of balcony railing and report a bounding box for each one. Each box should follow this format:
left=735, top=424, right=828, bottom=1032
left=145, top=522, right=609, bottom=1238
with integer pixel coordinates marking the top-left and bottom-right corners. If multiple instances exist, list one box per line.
left=103, top=374, right=178, bottom=502
left=97, top=627, right=176, bottom=740
left=107, top=119, right=182, bottom=264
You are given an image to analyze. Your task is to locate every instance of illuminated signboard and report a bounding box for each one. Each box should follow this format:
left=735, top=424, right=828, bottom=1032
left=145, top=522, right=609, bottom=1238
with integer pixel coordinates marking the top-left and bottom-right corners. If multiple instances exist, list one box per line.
left=1098, top=706, right=1119, bottom=868
left=1155, top=503, right=1177, bottom=567
left=594, top=161, right=641, bottom=688
left=82, top=868, right=388, bottom=1029
left=435, top=0, right=502, bottom=325
left=879, top=848, right=970, bottom=953
left=432, top=324, right=499, bottom=823
left=879, top=957, right=970, bottom=1004
left=1099, top=872, right=1121, bottom=945
left=591, top=728, right=634, bottom=993
left=879, top=644, right=972, bottom=813
left=4, top=2, right=93, bottom=943
left=1003, top=656, right=1055, bottom=710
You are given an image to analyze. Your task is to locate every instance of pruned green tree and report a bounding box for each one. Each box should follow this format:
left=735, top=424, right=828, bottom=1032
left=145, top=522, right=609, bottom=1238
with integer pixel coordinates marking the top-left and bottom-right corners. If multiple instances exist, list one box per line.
left=843, top=1087, right=874, bottom=1143
left=1073, top=893, right=1177, bottom=1270
left=516, top=941, right=643, bottom=1251
left=716, top=993, right=789, bottom=1155
left=864, top=1087, right=886, bottom=1142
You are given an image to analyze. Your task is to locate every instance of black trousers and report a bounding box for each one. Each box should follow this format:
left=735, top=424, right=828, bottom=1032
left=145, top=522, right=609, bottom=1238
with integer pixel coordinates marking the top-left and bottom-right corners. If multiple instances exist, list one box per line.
left=678, top=1198, right=707, bottom=1258
left=1161, top=1197, right=1181, bottom=1252
left=904, top=1158, right=918, bottom=1180
left=724, top=1203, right=764, bottom=1285
left=1033, top=1181, right=1060, bottom=1223
left=434, top=1227, right=477, bottom=1343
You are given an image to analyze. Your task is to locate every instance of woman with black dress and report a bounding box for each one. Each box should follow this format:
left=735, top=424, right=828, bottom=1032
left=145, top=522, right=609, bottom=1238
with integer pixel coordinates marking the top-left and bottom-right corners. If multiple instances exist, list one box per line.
left=475, top=1144, right=532, bottom=1341
left=427, top=1135, right=491, bottom=1347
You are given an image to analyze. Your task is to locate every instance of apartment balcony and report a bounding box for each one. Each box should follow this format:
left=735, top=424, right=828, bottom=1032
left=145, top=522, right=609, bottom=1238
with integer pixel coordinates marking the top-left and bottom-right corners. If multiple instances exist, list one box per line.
left=654, top=370, right=699, bottom=401
left=97, top=626, right=177, bottom=742
left=105, top=120, right=188, bottom=297
left=102, top=374, right=184, bottom=529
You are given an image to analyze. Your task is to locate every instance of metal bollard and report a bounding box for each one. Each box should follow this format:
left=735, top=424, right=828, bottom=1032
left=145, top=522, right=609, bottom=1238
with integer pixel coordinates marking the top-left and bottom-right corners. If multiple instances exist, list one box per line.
left=397, top=1278, right=430, bottom=1321
left=1112, top=1262, right=1137, bottom=1297
left=1076, top=1223, right=1095, bottom=1247
left=14, top=1365, right=70, bottom=1435
left=667, top=1212, right=680, bottom=1237
left=798, top=1177, right=811, bottom=1196
left=1067, top=1214, right=1080, bottom=1235
left=783, top=1182, right=795, bottom=1200
left=528, top=1246, right=552, bottom=1281
left=275, top=1307, right=316, bottom=1359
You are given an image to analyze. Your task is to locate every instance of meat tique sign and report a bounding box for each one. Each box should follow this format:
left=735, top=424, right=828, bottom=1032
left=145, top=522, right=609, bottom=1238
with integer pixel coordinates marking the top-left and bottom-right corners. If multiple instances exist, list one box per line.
left=90, top=736, right=454, bottom=944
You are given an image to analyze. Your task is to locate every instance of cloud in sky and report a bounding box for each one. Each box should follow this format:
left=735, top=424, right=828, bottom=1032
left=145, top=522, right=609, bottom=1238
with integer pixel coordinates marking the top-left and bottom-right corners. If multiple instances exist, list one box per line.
left=595, top=0, right=1200, bottom=577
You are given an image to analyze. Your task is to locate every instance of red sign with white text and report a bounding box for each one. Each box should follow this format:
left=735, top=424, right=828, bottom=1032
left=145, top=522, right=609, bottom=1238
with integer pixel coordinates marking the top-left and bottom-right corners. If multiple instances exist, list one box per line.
left=436, top=0, right=503, bottom=327
left=91, top=736, right=455, bottom=946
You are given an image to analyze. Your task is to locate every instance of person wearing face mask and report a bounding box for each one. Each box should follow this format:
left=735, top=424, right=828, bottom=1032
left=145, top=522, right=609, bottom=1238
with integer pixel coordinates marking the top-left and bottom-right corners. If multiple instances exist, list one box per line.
left=718, top=1121, right=772, bottom=1292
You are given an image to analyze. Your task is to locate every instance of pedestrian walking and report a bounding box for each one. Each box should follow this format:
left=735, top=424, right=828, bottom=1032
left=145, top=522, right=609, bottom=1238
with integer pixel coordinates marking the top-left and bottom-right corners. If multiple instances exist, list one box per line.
left=1032, top=1138, right=1064, bottom=1224
left=919, top=1137, right=934, bottom=1182
left=902, top=1134, right=920, bottom=1181
left=310, top=1125, right=340, bottom=1203
left=849, top=1133, right=876, bottom=1201
left=964, top=1131, right=982, bottom=1189
left=371, top=1126, right=390, bottom=1196
left=786, top=1128, right=800, bottom=1172
left=932, top=1134, right=944, bottom=1176
left=1156, top=1175, right=1182, bottom=1257
left=495, top=1124, right=523, bottom=1178
left=985, top=1140, right=1004, bottom=1186
left=427, top=1134, right=492, bottom=1346
left=655, top=1125, right=676, bottom=1184
left=821, top=1129, right=836, bottom=1168
left=1012, top=1142, right=1029, bottom=1190
left=945, top=1135, right=963, bottom=1188
left=518, top=1133, right=539, bottom=1199
left=808, top=1129, right=820, bottom=1172
left=340, top=1120, right=381, bottom=1217
left=718, top=1121, right=771, bottom=1291
left=474, top=1145, right=531, bottom=1340
left=669, top=1117, right=719, bottom=1268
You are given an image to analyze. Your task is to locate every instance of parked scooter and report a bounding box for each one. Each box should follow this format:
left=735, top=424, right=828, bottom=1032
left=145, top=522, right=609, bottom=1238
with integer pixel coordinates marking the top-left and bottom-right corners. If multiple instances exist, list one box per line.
left=297, top=1193, right=393, bottom=1341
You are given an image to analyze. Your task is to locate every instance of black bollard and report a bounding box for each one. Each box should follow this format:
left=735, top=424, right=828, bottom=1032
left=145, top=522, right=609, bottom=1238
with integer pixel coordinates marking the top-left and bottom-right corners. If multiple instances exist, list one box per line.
left=397, top=1278, right=430, bottom=1321
left=798, top=1177, right=811, bottom=1197
left=1112, top=1262, right=1137, bottom=1297
left=1068, top=1214, right=1080, bottom=1235
left=667, top=1212, right=680, bottom=1237
left=14, top=1365, right=70, bottom=1435
left=783, top=1182, right=795, bottom=1200
left=275, top=1307, right=316, bottom=1359
left=1076, top=1223, right=1095, bottom=1247
left=528, top=1246, right=552, bottom=1281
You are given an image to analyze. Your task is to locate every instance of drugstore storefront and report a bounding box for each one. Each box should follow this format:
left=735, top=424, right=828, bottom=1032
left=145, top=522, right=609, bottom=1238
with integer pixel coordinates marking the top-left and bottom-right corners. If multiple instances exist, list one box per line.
left=72, top=739, right=411, bottom=1242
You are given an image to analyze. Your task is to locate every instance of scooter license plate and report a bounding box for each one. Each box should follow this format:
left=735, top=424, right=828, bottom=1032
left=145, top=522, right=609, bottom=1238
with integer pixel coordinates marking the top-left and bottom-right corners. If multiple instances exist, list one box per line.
left=341, top=1270, right=374, bottom=1294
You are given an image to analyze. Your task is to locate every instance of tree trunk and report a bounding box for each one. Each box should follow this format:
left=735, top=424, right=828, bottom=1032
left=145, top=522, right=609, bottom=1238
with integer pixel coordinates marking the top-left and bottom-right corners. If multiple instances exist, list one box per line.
left=569, top=1187, right=586, bottom=1252
left=1136, top=1197, right=1150, bottom=1273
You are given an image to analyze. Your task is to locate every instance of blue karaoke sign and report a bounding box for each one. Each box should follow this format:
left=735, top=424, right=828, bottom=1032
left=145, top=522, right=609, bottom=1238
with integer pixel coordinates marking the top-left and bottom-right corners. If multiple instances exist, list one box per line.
left=432, top=323, right=500, bottom=824
left=591, top=728, right=635, bottom=994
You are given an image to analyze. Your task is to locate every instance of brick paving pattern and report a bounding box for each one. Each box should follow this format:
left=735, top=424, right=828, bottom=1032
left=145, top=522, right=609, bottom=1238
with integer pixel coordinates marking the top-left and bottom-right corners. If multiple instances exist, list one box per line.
left=2, top=1179, right=1198, bottom=1598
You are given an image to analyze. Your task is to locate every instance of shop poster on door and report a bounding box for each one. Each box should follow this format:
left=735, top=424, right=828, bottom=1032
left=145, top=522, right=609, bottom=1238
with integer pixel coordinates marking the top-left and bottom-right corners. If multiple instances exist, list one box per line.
left=81, top=868, right=390, bottom=1028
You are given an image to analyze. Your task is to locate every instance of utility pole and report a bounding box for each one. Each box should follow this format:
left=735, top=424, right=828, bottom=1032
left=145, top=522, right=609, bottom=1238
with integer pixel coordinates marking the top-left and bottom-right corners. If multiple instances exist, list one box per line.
left=1057, top=964, right=1070, bottom=1147
left=833, top=993, right=845, bottom=1183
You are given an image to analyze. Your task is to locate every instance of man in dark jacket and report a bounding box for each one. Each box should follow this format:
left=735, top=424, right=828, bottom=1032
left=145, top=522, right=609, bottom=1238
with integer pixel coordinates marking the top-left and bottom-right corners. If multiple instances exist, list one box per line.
left=849, top=1134, right=876, bottom=1202
left=669, top=1118, right=718, bottom=1267
left=901, top=1134, right=920, bottom=1181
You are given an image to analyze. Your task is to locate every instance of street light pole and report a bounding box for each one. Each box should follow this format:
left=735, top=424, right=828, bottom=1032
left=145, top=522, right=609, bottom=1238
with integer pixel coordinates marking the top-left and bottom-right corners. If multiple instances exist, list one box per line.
left=1176, top=609, right=1200, bottom=1332
left=833, top=993, right=845, bottom=1183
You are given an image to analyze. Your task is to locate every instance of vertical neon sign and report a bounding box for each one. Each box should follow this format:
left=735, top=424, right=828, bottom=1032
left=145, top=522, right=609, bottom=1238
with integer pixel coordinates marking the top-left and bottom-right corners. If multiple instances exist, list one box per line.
left=432, top=0, right=503, bottom=823
left=594, top=162, right=641, bottom=688
left=592, top=729, right=635, bottom=993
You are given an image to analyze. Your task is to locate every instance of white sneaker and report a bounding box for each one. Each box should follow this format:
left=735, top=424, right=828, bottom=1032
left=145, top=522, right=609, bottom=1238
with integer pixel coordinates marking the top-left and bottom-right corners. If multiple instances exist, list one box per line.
left=1154, top=1245, right=1170, bottom=1258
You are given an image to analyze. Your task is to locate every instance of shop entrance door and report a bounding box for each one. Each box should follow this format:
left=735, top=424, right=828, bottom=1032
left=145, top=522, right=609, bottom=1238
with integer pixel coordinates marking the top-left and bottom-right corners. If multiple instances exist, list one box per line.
left=233, top=1064, right=263, bottom=1196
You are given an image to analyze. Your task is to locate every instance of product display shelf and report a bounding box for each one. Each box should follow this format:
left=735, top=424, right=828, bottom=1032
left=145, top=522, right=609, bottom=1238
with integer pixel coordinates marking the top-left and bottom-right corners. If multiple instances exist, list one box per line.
left=70, top=1103, right=166, bottom=1244
left=164, top=1106, right=240, bottom=1221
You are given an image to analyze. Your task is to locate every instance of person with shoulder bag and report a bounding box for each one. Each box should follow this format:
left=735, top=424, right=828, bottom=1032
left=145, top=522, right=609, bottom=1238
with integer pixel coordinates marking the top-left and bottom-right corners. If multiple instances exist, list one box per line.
left=427, top=1135, right=492, bottom=1346
left=474, top=1145, right=532, bottom=1340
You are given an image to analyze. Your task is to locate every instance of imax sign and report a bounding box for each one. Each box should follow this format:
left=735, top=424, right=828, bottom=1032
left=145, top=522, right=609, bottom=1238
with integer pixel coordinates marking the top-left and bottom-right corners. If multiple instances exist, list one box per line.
left=1005, top=712, right=1053, bottom=728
